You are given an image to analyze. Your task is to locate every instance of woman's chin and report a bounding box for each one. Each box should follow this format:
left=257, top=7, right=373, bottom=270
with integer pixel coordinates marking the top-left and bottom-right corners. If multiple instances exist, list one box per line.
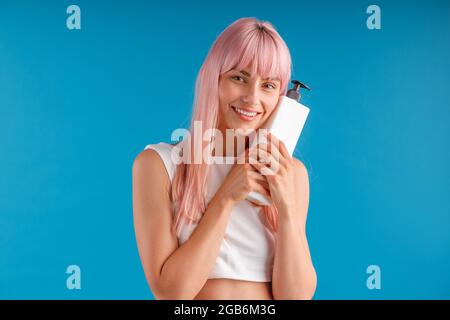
left=228, top=122, right=259, bottom=133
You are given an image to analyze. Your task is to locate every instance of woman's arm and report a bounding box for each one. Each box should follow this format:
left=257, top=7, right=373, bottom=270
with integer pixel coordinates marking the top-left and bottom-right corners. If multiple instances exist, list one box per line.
left=132, top=149, right=235, bottom=300
left=271, top=160, right=317, bottom=300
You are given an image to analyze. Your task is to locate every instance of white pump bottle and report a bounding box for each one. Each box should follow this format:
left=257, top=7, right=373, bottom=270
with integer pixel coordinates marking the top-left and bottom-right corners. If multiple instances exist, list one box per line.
left=246, top=80, right=311, bottom=206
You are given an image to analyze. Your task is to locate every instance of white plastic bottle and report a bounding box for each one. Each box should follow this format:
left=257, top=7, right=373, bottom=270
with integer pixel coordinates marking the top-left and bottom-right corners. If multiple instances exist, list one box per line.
left=246, top=80, right=311, bottom=206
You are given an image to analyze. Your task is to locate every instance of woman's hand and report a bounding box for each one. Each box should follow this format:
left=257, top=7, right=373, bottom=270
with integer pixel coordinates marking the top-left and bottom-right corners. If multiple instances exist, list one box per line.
left=216, top=148, right=272, bottom=208
left=249, top=132, right=309, bottom=224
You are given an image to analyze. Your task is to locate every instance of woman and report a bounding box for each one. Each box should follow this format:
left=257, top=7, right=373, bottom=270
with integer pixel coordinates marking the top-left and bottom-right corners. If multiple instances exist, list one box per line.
left=132, top=17, right=316, bottom=300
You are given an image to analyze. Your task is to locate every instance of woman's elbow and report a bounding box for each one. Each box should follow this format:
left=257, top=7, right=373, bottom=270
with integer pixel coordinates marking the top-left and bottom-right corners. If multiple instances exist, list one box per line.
left=150, top=281, right=198, bottom=300
left=303, top=270, right=317, bottom=300
left=301, top=283, right=317, bottom=300
left=273, top=272, right=317, bottom=300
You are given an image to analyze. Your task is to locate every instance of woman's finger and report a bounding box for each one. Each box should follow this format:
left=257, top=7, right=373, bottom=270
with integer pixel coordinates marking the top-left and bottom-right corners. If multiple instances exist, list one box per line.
left=267, top=132, right=291, bottom=161
left=250, top=179, right=271, bottom=198
left=249, top=158, right=277, bottom=176
left=249, top=147, right=279, bottom=175
left=248, top=170, right=270, bottom=189
left=255, top=142, right=287, bottom=168
left=254, top=131, right=288, bottom=167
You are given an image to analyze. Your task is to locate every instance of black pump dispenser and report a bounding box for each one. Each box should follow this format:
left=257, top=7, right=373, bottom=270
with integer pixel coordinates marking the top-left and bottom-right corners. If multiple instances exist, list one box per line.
left=286, top=80, right=311, bottom=102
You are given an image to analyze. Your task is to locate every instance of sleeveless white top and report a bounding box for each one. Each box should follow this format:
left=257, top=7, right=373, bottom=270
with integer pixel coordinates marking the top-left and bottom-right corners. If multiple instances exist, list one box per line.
left=144, top=142, right=276, bottom=282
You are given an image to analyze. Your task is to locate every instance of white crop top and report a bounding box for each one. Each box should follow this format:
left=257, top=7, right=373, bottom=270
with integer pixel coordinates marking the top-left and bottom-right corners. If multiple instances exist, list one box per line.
left=144, top=142, right=276, bottom=282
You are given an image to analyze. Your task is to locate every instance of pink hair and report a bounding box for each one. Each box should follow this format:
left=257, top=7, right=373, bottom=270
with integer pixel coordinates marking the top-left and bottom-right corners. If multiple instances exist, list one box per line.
left=171, top=17, right=292, bottom=237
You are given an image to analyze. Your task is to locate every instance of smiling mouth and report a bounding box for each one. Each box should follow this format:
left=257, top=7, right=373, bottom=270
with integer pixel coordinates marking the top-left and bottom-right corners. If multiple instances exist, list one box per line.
left=231, top=105, right=262, bottom=120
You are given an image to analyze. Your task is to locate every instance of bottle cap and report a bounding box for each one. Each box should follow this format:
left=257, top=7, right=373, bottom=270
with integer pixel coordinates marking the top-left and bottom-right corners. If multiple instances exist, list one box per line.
left=286, top=80, right=311, bottom=101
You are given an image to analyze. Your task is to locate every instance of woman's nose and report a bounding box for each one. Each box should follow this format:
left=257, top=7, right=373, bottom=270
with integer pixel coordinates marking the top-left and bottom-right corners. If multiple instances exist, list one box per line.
left=241, top=87, right=260, bottom=107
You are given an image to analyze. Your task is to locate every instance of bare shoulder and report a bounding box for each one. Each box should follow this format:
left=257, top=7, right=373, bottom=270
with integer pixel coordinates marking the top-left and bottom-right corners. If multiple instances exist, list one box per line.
left=132, top=148, right=170, bottom=183
left=133, top=148, right=163, bottom=173
left=292, top=158, right=309, bottom=180
left=132, top=148, right=172, bottom=204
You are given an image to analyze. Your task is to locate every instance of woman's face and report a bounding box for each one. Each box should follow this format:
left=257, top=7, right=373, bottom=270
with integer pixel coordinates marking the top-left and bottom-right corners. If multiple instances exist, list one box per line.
left=217, top=66, right=281, bottom=133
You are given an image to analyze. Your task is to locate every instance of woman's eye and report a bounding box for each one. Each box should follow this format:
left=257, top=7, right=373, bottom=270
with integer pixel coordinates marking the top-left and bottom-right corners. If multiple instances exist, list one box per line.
left=264, top=83, right=276, bottom=90
left=231, top=75, right=245, bottom=82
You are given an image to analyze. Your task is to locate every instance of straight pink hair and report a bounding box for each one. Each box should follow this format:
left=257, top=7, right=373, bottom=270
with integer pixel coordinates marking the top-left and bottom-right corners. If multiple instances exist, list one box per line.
left=171, top=17, right=292, bottom=237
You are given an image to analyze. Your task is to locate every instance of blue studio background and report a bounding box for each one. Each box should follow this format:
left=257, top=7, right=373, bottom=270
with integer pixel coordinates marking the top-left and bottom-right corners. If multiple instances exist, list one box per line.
left=0, top=0, right=449, bottom=299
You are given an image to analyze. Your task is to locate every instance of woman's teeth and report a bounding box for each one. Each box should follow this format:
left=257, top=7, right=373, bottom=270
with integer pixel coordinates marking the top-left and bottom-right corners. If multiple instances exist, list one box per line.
left=232, top=106, right=258, bottom=118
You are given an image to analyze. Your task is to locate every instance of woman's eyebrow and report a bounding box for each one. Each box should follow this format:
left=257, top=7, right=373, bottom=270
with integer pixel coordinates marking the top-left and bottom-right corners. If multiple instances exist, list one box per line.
left=264, top=77, right=281, bottom=82
left=239, top=70, right=252, bottom=77
left=238, top=70, right=280, bottom=82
